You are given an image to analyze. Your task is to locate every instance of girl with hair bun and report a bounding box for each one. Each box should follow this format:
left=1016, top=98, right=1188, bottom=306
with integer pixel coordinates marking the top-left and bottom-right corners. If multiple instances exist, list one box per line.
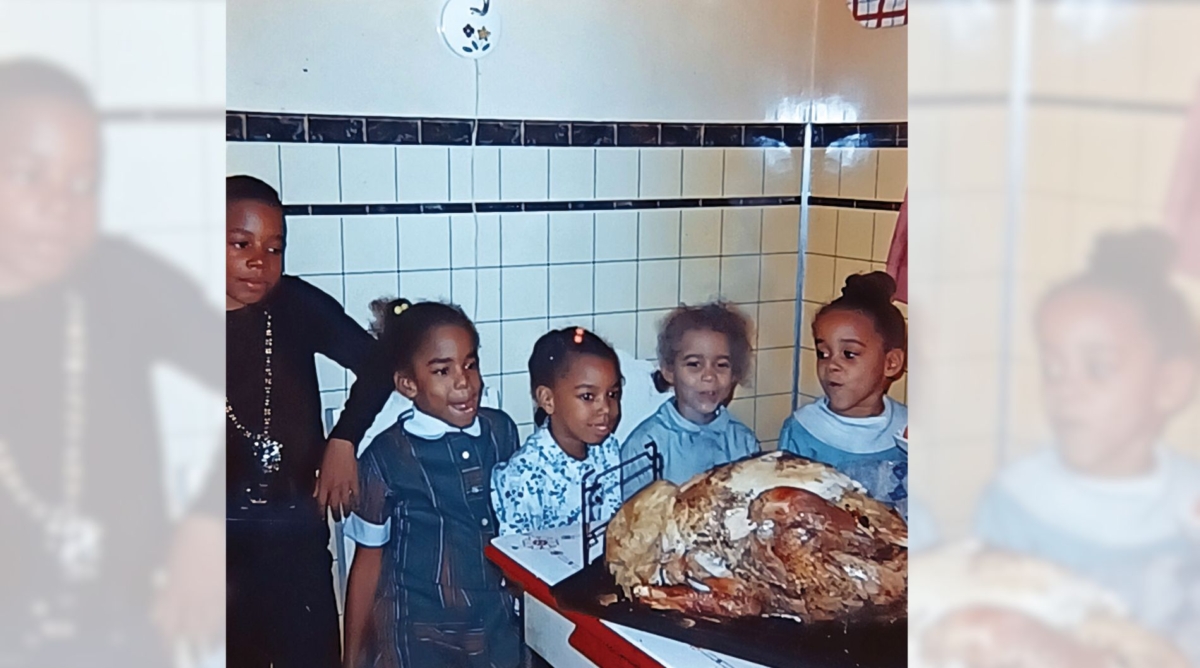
left=779, top=271, right=909, bottom=515
left=975, top=229, right=1200, bottom=661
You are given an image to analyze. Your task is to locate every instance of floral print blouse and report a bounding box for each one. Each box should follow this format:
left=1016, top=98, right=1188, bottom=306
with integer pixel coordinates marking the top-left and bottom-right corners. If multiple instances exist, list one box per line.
left=490, top=424, right=622, bottom=537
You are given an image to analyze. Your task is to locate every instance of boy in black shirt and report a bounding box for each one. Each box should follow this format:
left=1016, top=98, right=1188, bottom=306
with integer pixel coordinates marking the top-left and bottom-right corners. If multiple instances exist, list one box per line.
left=225, top=176, right=392, bottom=667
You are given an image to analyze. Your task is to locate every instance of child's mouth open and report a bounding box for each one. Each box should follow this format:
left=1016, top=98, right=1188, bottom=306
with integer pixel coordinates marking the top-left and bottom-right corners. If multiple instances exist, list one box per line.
left=449, top=398, right=478, bottom=418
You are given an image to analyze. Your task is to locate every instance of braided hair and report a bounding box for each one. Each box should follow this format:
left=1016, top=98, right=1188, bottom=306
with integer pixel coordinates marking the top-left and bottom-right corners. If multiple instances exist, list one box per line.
left=528, top=327, right=621, bottom=427
left=369, top=297, right=481, bottom=375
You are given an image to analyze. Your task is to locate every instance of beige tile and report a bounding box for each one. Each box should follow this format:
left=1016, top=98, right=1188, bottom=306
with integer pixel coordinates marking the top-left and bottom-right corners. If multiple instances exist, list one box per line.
left=728, top=397, right=757, bottom=432
left=873, top=212, right=898, bottom=263
left=757, top=300, right=796, bottom=349
left=838, top=148, right=878, bottom=199
left=680, top=209, right=722, bottom=256
left=755, top=394, right=795, bottom=442
left=763, top=148, right=803, bottom=196
left=549, top=148, right=595, bottom=201
left=803, top=253, right=836, bottom=303
left=638, top=210, right=681, bottom=259
left=835, top=210, right=874, bottom=261
left=808, top=148, right=840, bottom=197
left=227, top=143, right=280, bottom=190
left=1143, top=5, right=1200, bottom=106
left=756, top=347, right=795, bottom=396
left=762, top=206, right=800, bottom=253
left=679, top=258, right=721, bottom=304
left=637, top=309, right=671, bottom=360
left=639, top=148, right=683, bottom=198
left=682, top=149, right=724, bottom=198
left=723, top=149, right=765, bottom=197
left=799, top=347, right=822, bottom=397
left=888, top=374, right=907, bottom=404
left=806, top=207, right=837, bottom=256
left=1078, top=3, right=1146, bottom=101
left=760, top=253, right=798, bottom=302
left=833, top=257, right=873, bottom=294
left=875, top=149, right=907, bottom=201
left=719, top=256, right=761, bottom=304
left=721, top=208, right=762, bottom=255
left=800, top=301, right=818, bottom=349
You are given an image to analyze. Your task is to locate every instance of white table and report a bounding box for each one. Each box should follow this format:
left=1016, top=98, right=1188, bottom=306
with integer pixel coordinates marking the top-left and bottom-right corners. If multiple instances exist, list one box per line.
left=488, top=525, right=767, bottom=668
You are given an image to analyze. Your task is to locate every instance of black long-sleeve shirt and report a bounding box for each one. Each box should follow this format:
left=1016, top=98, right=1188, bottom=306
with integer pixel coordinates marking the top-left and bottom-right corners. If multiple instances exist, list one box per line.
left=0, top=237, right=224, bottom=660
left=225, top=275, right=393, bottom=509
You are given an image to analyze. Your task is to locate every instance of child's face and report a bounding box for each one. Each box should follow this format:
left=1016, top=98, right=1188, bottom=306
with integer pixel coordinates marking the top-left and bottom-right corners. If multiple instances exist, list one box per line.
left=814, top=309, right=905, bottom=418
left=0, top=98, right=98, bottom=296
left=538, top=354, right=622, bottom=449
left=396, top=324, right=483, bottom=429
left=1038, top=289, right=1194, bottom=474
left=663, top=329, right=735, bottom=423
left=226, top=200, right=283, bottom=309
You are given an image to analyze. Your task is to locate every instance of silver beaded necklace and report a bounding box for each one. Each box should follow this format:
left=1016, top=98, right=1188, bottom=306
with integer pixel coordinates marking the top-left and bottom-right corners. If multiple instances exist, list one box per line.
left=0, top=291, right=103, bottom=583
left=225, top=309, right=283, bottom=477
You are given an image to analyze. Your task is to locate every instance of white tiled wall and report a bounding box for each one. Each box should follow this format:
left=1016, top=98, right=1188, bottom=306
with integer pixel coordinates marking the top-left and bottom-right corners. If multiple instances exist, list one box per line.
left=801, top=145, right=908, bottom=407
left=0, top=0, right=228, bottom=514
left=229, top=143, right=804, bottom=446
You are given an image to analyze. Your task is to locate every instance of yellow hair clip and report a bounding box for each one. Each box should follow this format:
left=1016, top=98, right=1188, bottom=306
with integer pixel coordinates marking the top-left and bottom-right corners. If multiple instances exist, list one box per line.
left=394, top=302, right=410, bottom=315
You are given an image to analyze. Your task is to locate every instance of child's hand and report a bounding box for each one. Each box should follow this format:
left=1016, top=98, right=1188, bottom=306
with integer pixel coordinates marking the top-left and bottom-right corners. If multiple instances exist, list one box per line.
left=315, top=438, right=359, bottom=521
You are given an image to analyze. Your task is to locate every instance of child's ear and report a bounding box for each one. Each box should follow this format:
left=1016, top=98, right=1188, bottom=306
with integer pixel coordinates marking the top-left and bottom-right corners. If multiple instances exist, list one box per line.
left=395, top=371, right=419, bottom=400
left=884, top=349, right=906, bottom=380
left=534, top=385, right=555, bottom=417
left=660, top=365, right=676, bottom=387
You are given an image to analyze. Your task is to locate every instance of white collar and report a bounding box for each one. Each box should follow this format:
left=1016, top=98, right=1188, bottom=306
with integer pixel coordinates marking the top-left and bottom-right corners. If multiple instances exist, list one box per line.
left=402, top=406, right=481, bottom=439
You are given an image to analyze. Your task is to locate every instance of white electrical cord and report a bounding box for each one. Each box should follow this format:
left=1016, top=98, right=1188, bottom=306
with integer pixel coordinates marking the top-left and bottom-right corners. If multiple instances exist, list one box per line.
left=470, top=59, right=482, bottom=322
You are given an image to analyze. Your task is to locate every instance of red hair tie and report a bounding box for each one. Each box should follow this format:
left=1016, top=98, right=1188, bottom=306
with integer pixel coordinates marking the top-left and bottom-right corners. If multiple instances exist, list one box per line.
left=573, top=327, right=585, bottom=344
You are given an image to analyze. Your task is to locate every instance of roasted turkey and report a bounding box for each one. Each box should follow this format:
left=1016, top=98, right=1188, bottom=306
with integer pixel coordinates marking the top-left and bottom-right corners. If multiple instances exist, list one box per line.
left=606, top=451, right=908, bottom=622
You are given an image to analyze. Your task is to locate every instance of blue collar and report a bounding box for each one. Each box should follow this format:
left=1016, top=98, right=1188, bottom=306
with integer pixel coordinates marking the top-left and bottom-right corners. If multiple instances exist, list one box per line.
left=660, top=398, right=731, bottom=434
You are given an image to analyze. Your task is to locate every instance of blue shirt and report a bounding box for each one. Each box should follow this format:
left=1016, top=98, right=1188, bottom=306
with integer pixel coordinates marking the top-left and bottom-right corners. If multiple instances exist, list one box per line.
left=975, top=447, right=1200, bottom=660
left=778, top=397, right=908, bottom=515
left=620, top=400, right=759, bottom=499
left=490, top=425, right=623, bottom=536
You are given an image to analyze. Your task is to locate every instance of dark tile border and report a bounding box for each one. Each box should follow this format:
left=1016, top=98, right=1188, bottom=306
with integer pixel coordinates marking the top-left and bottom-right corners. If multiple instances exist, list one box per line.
left=808, top=196, right=904, bottom=212
left=279, top=194, right=906, bottom=216
left=229, top=110, right=906, bottom=149
left=812, top=122, right=907, bottom=148
left=280, top=195, right=806, bottom=217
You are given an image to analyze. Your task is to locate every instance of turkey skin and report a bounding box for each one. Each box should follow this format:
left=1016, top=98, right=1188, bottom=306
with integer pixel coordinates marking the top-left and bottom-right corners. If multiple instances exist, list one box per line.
left=606, top=451, right=907, bottom=622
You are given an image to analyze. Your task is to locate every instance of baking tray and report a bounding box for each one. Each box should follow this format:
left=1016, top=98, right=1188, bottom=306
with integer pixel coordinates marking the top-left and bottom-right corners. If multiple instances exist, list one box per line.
left=550, top=558, right=906, bottom=668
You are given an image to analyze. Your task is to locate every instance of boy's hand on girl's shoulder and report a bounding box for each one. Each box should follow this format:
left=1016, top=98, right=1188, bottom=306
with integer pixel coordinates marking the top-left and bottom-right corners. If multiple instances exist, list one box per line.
left=315, top=437, right=359, bottom=521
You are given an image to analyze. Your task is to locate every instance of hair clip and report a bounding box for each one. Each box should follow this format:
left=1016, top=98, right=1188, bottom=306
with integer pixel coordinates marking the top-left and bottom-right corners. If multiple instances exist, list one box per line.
left=394, top=302, right=410, bottom=315
left=573, top=327, right=585, bottom=344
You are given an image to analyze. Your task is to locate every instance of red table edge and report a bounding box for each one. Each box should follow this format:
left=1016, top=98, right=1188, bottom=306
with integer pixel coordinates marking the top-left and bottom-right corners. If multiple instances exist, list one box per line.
left=485, top=544, right=664, bottom=668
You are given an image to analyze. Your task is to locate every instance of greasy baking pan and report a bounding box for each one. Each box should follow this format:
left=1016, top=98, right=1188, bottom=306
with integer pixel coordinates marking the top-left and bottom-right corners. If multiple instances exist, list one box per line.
left=550, top=558, right=906, bottom=668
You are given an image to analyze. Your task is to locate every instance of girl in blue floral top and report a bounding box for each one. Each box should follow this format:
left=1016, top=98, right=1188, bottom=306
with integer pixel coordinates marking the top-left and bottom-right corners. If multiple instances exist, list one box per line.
left=342, top=299, right=521, bottom=668
left=491, top=327, right=624, bottom=537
